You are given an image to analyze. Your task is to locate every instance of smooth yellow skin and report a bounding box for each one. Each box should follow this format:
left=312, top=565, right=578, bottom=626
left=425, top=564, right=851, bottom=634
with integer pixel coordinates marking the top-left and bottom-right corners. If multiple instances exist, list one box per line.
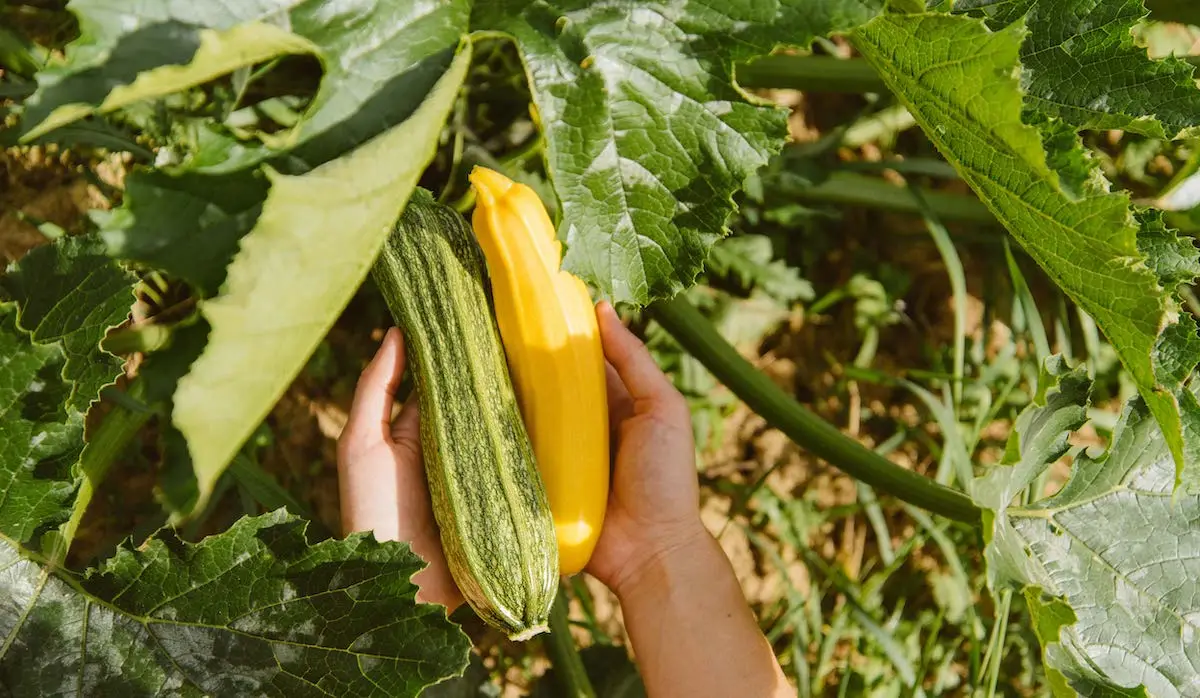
left=469, top=166, right=609, bottom=575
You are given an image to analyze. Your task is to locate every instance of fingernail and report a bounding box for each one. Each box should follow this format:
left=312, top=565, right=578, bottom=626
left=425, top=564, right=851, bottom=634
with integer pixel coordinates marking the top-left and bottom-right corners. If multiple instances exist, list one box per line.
left=372, top=327, right=397, bottom=357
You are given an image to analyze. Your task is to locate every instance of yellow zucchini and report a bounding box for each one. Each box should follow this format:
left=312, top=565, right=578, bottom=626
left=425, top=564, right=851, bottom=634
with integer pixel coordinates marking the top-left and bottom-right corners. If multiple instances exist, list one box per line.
left=469, top=167, right=609, bottom=575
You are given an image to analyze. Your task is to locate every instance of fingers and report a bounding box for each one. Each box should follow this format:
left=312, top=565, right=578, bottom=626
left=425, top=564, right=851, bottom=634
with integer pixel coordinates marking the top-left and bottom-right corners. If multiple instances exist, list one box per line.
left=341, top=328, right=405, bottom=454
left=596, top=301, right=689, bottom=423
left=390, top=394, right=421, bottom=461
left=605, top=362, right=634, bottom=422
left=605, top=362, right=634, bottom=449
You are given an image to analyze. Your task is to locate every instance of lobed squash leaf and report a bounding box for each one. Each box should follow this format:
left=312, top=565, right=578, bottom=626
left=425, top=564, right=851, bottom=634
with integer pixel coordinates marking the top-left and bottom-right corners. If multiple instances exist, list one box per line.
left=0, top=236, right=134, bottom=543
left=959, top=0, right=1200, bottom=138
left=0, top=511, right=471, bottom=697
left=978, top=359, right=1200, bottom=695
left=472, top=0, right=885, bottom=305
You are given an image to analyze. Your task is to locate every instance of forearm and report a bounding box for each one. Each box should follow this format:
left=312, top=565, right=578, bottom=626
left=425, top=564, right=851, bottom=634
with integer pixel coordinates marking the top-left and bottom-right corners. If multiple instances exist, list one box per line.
left=614, top=530, right=790, bottom=698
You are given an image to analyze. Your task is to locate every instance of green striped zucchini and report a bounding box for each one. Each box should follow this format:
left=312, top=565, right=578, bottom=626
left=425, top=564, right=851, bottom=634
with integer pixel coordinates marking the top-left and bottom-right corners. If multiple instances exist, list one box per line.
left=371, top=190, right=558, bottom=639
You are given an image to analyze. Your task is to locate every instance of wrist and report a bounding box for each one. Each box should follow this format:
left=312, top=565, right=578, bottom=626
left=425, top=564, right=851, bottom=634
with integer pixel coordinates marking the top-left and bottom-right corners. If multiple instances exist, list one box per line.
left=609, top=521, right=716, bottom=602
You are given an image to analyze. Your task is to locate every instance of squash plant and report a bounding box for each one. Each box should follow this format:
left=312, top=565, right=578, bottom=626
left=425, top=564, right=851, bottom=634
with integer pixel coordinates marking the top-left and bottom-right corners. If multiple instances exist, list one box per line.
left=2, top=0, right=1200, bottom=695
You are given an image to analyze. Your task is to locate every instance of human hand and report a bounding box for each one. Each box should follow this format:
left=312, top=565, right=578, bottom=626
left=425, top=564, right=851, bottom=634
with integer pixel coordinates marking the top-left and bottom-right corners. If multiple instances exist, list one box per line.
left=586, top=302, right=708, bottom=597
left=337, top=328, right=463, bottom=609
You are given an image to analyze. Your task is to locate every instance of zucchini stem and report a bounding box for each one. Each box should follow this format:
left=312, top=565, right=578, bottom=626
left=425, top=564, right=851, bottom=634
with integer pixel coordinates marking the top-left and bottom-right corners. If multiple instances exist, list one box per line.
left=736, top=55, right=886, bottom=93
left=545, top=585, right=598, bottom=698
left=649, top=295, right=981, bottom=524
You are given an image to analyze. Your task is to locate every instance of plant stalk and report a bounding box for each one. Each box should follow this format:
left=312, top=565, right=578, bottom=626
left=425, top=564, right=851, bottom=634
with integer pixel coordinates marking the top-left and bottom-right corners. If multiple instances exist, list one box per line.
left=650, top=295, right=981, bottom=523
left=545, top=585, right=597, bottom=698
left=736, top=55, right=887, bottom=93
left=790, top=172, right=997, bottom=225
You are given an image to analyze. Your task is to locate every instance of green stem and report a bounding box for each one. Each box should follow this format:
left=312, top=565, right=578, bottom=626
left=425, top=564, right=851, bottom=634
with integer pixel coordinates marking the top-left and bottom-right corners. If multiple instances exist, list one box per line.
left=736, top=55, right=887, bottom=93
left=56, top=381, right=153, bottom=563
left=790, top=172, right=997, bottom=226
left=545, top=585, right=597, bottom=698
left=649, top=295, right=981, bottom=523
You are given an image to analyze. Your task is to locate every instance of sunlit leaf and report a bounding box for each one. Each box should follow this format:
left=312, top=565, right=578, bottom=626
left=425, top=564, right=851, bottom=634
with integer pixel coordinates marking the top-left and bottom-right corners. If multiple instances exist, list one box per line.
left=980, top=362, right=1200, bottom=694
left=853, top=12, right=1200, bottom=484
left=170, top=47, right=471, bottom=517
left=474, top=0, right=884, bottom=304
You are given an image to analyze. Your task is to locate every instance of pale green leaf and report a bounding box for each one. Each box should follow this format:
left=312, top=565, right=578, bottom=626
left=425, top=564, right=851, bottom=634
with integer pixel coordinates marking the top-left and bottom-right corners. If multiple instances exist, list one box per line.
left=22, top=23, right=318, bottom=141
left=971, top=357, right=1091, bottom=511
left=852, top=12, right=1200, bottom=483
left=171, top=47, right=470, bottom=517
left=473, top=0, right=884, bottom=304
left=706, top=235, right=815, bottom=304
left=979, top=365, right=1200, bottom=694
left=0, top=511, right=470, bottom=696
left=23, top=0, right=470, bottom=167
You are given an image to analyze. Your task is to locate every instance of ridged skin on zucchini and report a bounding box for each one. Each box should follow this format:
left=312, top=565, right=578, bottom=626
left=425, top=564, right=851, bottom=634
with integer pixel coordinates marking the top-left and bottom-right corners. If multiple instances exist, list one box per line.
left=371, top=190, right=558, bottom=639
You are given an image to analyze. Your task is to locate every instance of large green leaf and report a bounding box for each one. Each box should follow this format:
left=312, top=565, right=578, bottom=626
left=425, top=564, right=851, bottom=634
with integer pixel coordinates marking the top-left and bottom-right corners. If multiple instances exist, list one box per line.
left=959, top=0, right=1200, bottom=138
left=852, top=12, right=1200, bottom=484
left=473, top=0, right=884, bottom=305
left=1, top=235, right=136, bottom=412
left=0, top=305, right=80, bottom=543
left=169, top=46, right=471, bottom=517
left=0, top=511, right=471, bottom=696
left=99, top=170, right=269, bottom=297
left=0, top=236, right=135, bottom=543
left=22, top=0, right=470, bottom=168
left=980, top=364, right=1200, bottom=695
